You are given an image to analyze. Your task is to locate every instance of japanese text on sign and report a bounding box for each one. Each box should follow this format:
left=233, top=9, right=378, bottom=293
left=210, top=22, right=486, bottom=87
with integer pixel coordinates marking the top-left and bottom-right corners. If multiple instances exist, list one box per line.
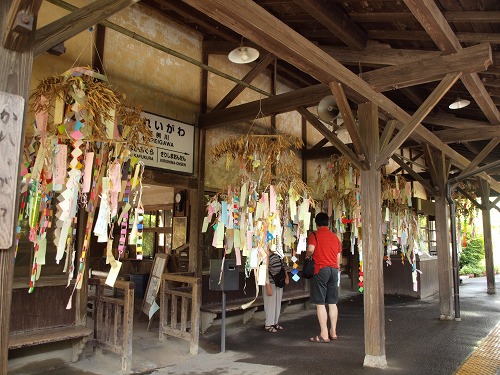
left=0, top=92, right=24, bottom=249
left=133, top=112, right=194, bottom=174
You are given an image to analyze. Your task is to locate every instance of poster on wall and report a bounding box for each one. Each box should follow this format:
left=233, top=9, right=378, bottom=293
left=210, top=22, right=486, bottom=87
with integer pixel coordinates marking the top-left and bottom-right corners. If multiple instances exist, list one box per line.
left=133, top=112, right=194, bottom=174
left=0, top=92, right=24, bottom=249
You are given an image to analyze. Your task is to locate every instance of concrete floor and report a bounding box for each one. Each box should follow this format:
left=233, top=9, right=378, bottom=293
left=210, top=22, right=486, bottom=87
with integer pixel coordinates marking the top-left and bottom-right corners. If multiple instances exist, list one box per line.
left=8, top=274, right=500, bottom=375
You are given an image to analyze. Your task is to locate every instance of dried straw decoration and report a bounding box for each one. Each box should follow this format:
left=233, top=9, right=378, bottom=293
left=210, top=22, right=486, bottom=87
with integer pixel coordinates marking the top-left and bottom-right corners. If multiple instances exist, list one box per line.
left=212, top=133, right=307, bottom=192
left=30, top=67, right=152, bottom=146
left=452, top=180, right=478, bottom=220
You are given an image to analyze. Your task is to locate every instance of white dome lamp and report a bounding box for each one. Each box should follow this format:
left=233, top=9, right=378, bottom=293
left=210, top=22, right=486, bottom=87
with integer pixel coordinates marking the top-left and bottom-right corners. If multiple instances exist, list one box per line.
left=228, top=39, right=259, bottom=64
left=449, top=97, right=470, bottom=110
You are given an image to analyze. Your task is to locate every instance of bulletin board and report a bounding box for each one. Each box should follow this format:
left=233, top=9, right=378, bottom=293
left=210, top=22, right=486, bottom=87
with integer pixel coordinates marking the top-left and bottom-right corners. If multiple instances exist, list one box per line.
left=140, top=253, right=168, bottom=324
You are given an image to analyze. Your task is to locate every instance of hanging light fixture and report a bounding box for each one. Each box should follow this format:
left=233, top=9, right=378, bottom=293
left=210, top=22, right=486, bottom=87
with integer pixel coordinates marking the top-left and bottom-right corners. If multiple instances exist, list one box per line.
left=449, top=97, right=470, bottom=110
left=228, top=38, right=259, bottom=64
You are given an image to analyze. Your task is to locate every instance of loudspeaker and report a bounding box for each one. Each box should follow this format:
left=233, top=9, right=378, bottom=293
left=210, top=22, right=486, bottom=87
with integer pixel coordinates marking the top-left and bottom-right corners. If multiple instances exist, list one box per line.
left=317, top=95, right=339, bottom=123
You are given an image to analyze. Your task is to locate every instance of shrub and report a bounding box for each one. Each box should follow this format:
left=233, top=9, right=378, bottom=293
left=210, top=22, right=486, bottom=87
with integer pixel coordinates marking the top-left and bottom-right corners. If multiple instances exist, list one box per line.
left=459, top=235, right=485, bottom=276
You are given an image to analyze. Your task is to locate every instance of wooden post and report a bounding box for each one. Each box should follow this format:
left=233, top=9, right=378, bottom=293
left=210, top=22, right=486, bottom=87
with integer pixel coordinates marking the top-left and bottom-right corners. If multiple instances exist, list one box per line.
left=434, top=151, right=454, bottom=319
left=358, top=102, right=386, bottom=368
left=478, top=179, right=495, bottom=294
left=0, top=1, right=41, bottom=372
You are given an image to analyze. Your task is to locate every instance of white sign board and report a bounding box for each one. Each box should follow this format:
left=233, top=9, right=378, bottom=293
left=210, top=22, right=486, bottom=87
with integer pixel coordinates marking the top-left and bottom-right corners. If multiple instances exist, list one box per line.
left=133, top=112, right=194, bottom=174
left=0, top=92, right=24, bottom=249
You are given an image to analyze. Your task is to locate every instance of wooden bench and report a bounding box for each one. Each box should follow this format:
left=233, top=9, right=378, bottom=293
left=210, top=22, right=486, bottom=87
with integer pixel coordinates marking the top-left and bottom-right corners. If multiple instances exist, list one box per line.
left=9, top=325, right=93, bottom=362
left=200, top=290, right=310, bottom=334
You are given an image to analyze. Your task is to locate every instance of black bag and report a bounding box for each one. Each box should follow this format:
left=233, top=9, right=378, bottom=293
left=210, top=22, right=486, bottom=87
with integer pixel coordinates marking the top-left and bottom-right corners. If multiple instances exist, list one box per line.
left=270, top=266, right=287, bottom=288
left=302, top=257, right=315, bottom=279
left=302, top=232, right=316, bottom=279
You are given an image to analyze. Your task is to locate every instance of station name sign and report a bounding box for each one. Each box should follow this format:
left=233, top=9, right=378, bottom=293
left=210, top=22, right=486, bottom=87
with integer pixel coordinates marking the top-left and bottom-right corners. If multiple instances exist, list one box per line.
left=132, top=112, right=194, bottom=174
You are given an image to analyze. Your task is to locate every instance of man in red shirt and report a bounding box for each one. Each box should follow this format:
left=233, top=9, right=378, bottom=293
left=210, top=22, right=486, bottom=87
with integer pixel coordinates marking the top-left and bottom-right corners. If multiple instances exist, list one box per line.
left=306, top=212, right=342, bottom=343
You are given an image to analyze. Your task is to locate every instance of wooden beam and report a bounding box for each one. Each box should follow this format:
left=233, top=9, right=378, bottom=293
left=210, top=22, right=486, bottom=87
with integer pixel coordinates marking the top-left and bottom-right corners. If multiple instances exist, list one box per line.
left=303, top=145, right=340, bottom=160
left=423, top=114, right=492, bottom=129
left=1, top=0, right=39, bottom=370
left=212, top=53, right=275, bottom=111
left=3, top=0, right=42, bottom=52
left=455, top=138, right=500, bottom=179
left=477, top=179, right=496, bottom=294
left=292, top=0, right=367, bottom=50
left=201, top=84, right=330, bottom=128
left=310, top=138, right=329, bottom=150
left=350, top=11, right=500, bottom=24
left=35, top=0, right=140, bottom=57
left=321, top=44, right=440, bottom=67
left=329, top=81, right=366, bottom=159
left=391, top=154, right=435, bottom=194
left=358, top=101, right=386, bottom=367
left=379, top=120, right=397, bottom=152
left=377, top=72, right=462, bottom=169
left=391, top=150, right=424, bottom=175
left=422, top=144, right=440, bottom=192
left=296, top=106, right=364, bottom=171
left=435, top=127, right=500, bottom=143
left=404, top=0, right=500, bottom=126
left=202, top=43, right=491, bottom=129
left=360, top=43, right=492, bottom=92
left=456, top=187, right=483, bottom=210
left=182, top=0, right=500, bottom=193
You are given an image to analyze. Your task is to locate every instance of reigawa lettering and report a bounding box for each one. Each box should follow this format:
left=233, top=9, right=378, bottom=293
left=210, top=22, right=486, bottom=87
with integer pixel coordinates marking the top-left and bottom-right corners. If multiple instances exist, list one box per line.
left=133, top=112, right=194, bottom=174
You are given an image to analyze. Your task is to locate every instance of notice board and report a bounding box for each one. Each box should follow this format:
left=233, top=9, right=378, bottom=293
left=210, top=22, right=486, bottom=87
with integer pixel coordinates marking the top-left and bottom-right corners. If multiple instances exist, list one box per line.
left=141, top=253, right=168, bottom=320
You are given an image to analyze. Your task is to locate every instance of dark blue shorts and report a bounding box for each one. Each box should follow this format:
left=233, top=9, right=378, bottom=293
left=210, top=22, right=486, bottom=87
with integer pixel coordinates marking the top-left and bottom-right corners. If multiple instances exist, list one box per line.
left=309, top=267, right=339, bottom=305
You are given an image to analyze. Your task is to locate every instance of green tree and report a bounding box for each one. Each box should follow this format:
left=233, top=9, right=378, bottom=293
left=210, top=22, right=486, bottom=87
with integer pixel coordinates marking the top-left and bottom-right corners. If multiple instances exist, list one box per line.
left=459, top=235, right=485, bottom=276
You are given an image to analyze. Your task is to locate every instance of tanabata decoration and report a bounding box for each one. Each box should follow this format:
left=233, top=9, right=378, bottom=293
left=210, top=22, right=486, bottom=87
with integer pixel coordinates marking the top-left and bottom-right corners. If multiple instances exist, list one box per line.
left=18, top=67, right=152, bottom=306
left=315, top=154, right=429, bottom=293
left=203, top=133, right=314, bottom=308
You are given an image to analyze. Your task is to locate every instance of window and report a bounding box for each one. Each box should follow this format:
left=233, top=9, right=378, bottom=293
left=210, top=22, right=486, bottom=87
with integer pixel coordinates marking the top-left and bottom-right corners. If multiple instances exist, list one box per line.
left=140, top=206, right=173, bottom=258
left=418, top=214, right=437, bottom=256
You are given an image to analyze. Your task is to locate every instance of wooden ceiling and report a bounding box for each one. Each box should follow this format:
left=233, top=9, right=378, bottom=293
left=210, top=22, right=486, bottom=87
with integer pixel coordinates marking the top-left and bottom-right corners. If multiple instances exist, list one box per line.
left=138, top=0, right=500, bottom=188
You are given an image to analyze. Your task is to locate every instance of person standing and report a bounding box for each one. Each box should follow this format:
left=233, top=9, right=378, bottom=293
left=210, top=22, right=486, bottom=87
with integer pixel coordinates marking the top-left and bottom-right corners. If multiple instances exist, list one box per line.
left=306, top=212, right=342, bottom=343
left=263, top=251, right=289, bottom=332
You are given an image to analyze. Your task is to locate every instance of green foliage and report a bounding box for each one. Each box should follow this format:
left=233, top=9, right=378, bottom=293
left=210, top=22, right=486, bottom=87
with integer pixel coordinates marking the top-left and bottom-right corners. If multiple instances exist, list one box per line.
left=459, top=235, right=485, bottom=276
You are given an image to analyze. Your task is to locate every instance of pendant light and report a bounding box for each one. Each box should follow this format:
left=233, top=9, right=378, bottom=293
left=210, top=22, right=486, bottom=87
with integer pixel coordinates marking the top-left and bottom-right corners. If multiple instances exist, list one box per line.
left=228, top=38, right=259, bottom=64
left=449, top=97, right=470, bottom=110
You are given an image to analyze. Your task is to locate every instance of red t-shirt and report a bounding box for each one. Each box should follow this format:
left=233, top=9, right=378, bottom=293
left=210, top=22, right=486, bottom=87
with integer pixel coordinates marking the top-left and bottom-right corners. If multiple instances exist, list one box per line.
left=307, top=226, right=341, bottom=274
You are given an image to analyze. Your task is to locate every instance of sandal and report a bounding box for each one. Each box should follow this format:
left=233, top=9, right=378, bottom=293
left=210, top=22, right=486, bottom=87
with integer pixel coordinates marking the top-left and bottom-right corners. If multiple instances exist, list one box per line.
left=264, top=325, right=278, bottom=333
left=329, top=334, right=338, bottom=340
left=273, top=324, right=284, bottom=330
left=309, top=335, right=330, bottom=343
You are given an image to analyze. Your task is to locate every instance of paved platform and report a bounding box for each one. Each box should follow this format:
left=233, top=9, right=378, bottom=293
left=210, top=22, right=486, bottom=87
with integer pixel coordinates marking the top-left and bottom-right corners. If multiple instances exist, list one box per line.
left=8, top=275, right=500, bottom=375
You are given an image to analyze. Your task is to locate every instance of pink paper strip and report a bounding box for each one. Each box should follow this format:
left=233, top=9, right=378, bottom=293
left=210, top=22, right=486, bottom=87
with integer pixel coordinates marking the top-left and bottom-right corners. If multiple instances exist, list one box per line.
left=82, top=152, right=94, bottom=193
left=54, top=144, right=68, bottom=185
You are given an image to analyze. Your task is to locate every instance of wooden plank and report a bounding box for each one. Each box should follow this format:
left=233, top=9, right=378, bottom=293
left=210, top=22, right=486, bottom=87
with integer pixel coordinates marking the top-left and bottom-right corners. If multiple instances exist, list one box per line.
left=292, top=0, right=367, bottom=50
left=34, top=0, right=140, bottom=57
left=329, top=81, right=367, bottom=159
left=377, top=72, right=462, bottom=168
left=190, top=279, right=201, bottom=355
left=423, top=114, right=492, bottom=129
left=422, top=144, right=439, bottom=192
left=122, top=287, right=133, bottom=372
left=8, top=326, right=92, bottom=349
left=350, top=11, right=500, bottom=23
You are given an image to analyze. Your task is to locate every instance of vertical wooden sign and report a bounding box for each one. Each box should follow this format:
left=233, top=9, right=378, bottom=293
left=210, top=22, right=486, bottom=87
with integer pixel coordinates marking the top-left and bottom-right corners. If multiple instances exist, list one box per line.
left=0, top=92, right=24, bottom=249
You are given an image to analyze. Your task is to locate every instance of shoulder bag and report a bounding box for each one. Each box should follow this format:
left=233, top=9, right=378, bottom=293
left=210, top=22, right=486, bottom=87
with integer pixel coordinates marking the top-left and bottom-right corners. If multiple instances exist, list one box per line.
left=302, top=232, right=316, bottom=279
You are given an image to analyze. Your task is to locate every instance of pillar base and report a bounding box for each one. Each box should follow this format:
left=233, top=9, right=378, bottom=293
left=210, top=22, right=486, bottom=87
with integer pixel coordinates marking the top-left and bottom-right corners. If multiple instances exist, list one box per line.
left=363, top=355, right=387, bottom=368
left=487, top=288, right=496, bottom=295
left=440, top=314, right=454, bottom=321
